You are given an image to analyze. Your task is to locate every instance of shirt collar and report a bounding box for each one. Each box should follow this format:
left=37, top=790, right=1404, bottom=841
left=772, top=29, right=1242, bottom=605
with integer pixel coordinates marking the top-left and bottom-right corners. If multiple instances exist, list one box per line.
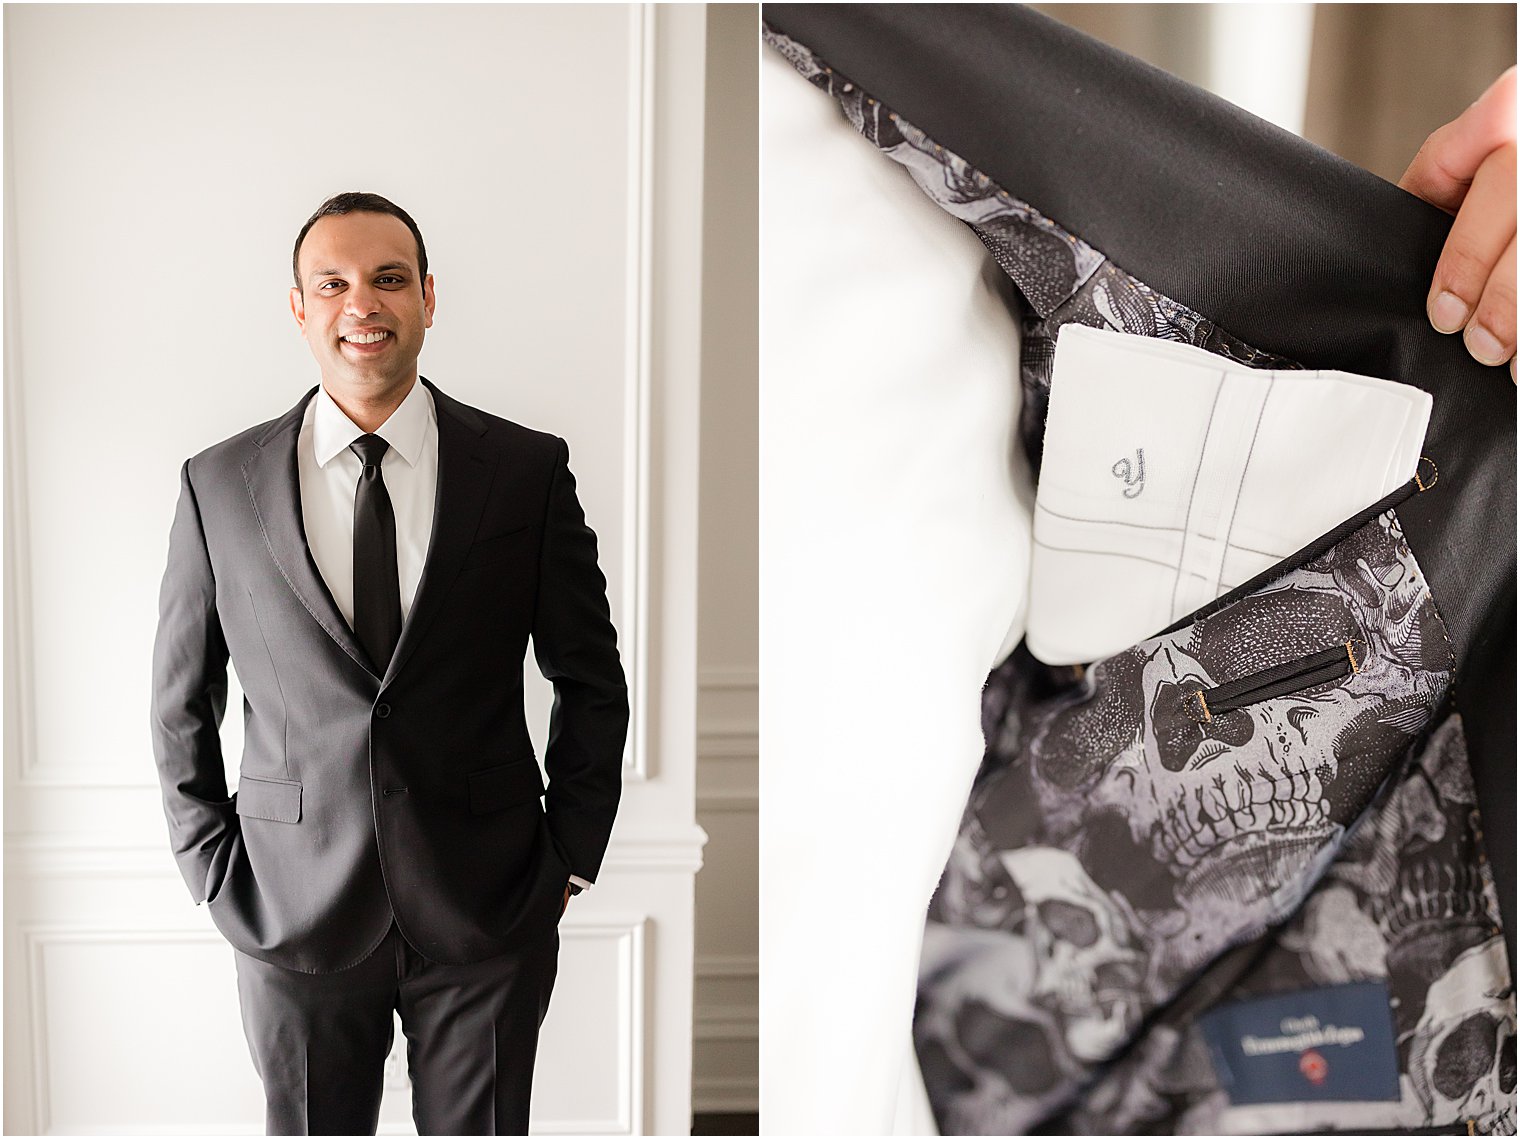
left=311, top=378, right=434, bottom=469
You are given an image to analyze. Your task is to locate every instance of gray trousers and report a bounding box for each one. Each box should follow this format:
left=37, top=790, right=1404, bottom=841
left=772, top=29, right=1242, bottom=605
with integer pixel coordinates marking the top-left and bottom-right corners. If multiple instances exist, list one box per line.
left=233, top=919, right=559, bottom=1136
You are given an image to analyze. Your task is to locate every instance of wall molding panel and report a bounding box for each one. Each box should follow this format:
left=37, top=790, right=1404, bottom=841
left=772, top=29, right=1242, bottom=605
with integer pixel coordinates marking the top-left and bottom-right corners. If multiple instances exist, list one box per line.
left=17, top=922, right=652, bottom=1136
left=20, top=927, right=238, bottom=1136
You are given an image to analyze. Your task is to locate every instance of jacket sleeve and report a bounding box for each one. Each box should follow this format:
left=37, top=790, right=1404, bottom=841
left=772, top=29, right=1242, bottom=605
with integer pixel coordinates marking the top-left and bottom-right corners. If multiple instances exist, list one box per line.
left=532, top=437, right=629, bottom=883
left=150, top=458, right=236, bottom=905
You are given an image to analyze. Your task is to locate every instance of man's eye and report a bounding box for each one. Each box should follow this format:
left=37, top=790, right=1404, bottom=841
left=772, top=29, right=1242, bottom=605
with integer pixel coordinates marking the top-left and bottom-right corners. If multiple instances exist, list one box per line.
left=315, top=276, right=401, bottom=290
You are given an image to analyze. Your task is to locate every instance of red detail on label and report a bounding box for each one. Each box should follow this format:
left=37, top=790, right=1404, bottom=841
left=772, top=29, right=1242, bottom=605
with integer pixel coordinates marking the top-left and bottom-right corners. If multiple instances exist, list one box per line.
left=1299, top=1050, right=1329, bottom=1085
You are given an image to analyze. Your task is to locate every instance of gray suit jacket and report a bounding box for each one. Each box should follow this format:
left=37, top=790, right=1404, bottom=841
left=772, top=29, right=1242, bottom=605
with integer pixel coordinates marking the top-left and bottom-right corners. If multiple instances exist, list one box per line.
left=150, top=377, right=628, bottom=973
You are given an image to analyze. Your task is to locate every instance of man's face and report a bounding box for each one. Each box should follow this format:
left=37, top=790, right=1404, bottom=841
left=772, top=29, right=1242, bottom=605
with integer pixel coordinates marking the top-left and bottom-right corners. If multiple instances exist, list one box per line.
left=289, top=211, right=435, bottom=395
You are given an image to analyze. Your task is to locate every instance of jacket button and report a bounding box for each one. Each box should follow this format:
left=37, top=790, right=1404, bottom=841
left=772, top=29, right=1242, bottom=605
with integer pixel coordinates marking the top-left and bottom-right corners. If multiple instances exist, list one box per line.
left=375, top=703, right=391, bottom=719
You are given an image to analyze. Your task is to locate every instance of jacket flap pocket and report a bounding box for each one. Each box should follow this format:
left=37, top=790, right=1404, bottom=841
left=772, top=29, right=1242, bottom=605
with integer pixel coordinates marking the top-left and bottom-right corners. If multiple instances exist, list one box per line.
left=236, top=774, right=302, bottom=824
left=475, top=522, right=531, bottom=545
left=468, top=758, right=544, bottom=814
left=462, top=524, right=533, bottom=571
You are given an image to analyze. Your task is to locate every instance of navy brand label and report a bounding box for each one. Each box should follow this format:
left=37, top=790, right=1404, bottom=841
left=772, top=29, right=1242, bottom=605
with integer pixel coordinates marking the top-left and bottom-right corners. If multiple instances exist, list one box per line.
left=1198, top=981, right=1400, bottom=1104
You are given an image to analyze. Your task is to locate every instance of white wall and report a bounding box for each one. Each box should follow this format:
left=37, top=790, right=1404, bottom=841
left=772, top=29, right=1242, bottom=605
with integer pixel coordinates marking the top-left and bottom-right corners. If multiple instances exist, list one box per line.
left=694, top=3, right=759, bottom=1115
left=3, top=4, right=710, bottom=1134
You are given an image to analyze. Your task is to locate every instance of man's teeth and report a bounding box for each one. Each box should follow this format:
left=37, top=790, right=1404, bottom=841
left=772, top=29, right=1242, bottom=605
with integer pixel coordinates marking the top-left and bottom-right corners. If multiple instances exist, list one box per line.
left=344, top=331, right=390, bottom=344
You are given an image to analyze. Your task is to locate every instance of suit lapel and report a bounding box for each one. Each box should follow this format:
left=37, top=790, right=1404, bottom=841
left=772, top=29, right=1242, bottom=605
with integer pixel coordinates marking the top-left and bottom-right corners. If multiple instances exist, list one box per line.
left=242, top=385, right=377, bottom=678
left=241, top=377, right=497, bottom=686
left=382, top=377, right=497, bottom=687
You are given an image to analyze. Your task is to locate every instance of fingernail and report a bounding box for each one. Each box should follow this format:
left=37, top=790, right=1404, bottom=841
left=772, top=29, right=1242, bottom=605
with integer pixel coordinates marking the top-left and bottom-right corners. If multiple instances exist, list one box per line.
left=1464, top=323, right=1507, bottom=365
left=1429, top=291, right=1470, bottom=333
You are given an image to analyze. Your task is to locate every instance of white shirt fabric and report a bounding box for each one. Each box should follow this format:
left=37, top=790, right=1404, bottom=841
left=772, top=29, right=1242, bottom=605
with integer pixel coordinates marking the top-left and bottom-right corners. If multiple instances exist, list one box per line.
left=296, top=378, right=589, bottom=893
left=1027, top=324, right=1433, bottom=666
left=760, top=48, right=1031, bottom=1135
left=297, top=378, right=437, bottom=631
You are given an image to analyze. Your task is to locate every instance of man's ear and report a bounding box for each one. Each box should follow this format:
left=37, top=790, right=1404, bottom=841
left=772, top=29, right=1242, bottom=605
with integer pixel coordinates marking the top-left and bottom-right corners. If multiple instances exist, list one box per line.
left=423, top=274, right=436, bottom=329
left=289, top=285, right=305, bottom=332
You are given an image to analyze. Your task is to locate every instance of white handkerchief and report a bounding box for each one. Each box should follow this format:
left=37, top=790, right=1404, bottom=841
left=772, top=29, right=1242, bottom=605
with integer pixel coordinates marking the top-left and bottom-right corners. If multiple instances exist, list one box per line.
left=1027, top=324, right=1432, bottom=666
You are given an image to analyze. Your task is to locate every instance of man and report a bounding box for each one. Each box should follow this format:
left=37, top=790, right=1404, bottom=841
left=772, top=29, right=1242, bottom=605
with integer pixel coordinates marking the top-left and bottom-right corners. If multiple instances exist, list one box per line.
left=149, top=191, right=628, bottom=1135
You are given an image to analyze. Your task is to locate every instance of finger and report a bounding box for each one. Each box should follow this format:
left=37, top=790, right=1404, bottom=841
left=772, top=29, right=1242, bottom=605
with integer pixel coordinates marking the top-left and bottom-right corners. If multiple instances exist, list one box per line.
left=1399, top=66, right=1518, bottom=213
left=1463, top=232, right=1516, bottom=371
left=1427, top=141, right=1517, bottom=332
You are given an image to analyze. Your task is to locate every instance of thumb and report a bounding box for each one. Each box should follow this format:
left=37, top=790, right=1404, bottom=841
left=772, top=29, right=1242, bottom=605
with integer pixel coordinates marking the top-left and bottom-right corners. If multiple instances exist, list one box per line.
left=1398, top=65, right=1517, bottom=214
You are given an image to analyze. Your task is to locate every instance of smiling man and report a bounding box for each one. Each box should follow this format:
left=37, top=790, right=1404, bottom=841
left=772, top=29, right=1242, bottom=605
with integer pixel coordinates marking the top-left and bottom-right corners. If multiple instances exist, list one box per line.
left=150, top=191, right=628, bottom=1135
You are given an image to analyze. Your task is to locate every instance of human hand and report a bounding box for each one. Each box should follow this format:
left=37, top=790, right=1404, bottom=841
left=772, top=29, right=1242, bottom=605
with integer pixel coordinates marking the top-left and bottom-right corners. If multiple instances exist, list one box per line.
left=561, top=884, right=571, bottom=917
left=1398, top=66, right=1516, bottom=381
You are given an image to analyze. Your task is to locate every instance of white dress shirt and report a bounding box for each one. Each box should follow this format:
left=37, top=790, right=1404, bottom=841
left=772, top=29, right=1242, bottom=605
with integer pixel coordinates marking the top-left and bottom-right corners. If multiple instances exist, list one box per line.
left=297, top=378, right=589, bottom=893
left=298, top=379, right=437, bottom=631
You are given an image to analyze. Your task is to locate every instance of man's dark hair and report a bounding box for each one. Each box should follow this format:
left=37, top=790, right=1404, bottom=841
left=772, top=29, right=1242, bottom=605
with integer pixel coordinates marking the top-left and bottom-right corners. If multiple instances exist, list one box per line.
left=291, top=191, right=428, bottom=294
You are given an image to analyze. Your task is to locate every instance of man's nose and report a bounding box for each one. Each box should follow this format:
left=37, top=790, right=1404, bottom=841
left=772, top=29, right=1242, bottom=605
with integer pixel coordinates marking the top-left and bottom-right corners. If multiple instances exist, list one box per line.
left=344, top=285, right=382, bottom=317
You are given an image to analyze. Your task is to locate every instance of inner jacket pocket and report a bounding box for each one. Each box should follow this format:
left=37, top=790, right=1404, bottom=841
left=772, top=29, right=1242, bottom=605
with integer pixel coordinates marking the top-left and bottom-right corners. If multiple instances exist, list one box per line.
left=915, top=483, right=1457, bottom=1138
left=1181, top=636, right=1365, bottom=722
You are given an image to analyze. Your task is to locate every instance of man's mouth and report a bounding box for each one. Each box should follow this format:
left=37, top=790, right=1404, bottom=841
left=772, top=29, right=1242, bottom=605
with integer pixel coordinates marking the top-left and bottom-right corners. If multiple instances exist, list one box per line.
left=341, top=330, right=392, bottom=345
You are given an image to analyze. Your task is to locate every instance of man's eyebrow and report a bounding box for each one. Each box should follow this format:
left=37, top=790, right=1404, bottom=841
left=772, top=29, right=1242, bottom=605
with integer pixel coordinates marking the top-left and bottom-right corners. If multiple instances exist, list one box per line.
left=308, top=262, right=412, bottom=281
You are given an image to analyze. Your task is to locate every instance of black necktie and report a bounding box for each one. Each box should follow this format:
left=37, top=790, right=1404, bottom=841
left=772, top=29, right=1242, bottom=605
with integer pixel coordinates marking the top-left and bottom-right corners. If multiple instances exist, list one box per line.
left=350, top=434, right=401, bottom=672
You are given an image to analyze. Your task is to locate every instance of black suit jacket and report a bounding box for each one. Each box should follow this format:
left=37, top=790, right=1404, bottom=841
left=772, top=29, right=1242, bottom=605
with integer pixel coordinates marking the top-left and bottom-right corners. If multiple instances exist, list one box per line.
left=150, top=377, right=628, bottom=973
